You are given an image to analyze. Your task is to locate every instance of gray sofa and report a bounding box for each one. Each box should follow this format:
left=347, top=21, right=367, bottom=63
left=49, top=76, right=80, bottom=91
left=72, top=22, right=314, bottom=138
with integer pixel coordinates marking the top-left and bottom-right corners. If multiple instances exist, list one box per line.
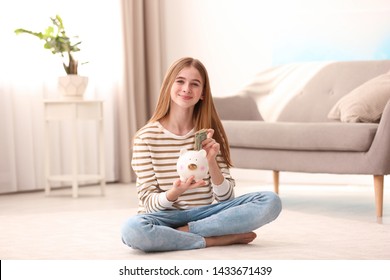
left=214, top=60, right=390, bottom=218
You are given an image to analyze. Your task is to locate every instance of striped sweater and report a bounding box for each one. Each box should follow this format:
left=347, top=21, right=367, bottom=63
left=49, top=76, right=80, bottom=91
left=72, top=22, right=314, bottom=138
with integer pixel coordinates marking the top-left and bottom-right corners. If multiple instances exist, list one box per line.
left=132, top=121, right=235, bottom=214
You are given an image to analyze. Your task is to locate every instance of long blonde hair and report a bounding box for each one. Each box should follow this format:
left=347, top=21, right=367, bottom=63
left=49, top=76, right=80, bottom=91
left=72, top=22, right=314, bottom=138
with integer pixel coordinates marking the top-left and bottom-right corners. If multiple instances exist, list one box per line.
left=149, top=57, right=233, bottom=167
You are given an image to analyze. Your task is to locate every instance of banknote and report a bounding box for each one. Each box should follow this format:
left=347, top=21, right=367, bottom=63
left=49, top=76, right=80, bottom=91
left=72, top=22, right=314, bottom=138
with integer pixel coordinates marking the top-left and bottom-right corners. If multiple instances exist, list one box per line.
left=194, top=129, right=208, bottom=150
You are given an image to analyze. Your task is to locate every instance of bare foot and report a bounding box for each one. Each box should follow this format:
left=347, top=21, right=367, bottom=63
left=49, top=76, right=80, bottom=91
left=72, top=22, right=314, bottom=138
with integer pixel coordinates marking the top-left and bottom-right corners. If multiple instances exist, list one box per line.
left=176, top=225, right=189, bottom=232
left=205, top=232, right=257, bottom=247
left=176, top=226, right=257, bottom=247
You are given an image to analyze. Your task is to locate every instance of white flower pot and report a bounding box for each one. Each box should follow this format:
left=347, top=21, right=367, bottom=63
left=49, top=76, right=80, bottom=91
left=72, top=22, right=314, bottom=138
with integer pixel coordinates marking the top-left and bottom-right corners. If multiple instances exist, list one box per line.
left=58, top=75, right=89, bottom=100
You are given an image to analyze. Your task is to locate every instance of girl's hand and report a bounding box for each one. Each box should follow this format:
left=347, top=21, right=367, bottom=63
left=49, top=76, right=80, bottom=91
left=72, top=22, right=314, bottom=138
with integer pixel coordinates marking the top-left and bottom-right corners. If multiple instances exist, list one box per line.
left=202, top=128, right=220, bottom=161
left=174, top=176, right=206, bottom=190
left=167, top=176, right=206, bottom=202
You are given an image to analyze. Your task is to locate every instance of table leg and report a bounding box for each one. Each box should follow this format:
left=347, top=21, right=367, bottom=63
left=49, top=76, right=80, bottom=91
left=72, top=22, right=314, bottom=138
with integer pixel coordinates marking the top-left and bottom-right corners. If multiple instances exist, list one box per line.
left=71, top=107, right=79, bottom=198
left=44, top=120, right=50, bottom=196
left=99, top=113, right=106, bottom=196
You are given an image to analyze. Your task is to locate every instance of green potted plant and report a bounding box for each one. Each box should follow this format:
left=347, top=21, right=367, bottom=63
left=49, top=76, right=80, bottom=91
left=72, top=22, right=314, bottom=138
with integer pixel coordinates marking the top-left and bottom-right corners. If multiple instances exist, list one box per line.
left=15, top=14, right=88, bottom=99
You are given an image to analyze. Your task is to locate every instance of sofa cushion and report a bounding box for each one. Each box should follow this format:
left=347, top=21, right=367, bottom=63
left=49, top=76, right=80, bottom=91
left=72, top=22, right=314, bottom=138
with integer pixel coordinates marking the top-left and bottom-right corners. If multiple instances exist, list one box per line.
left=213, top=95, right=263, bottom=121
left=223, top=120, right=378, bottom=152
left=327, top=72, right=390, bottom=123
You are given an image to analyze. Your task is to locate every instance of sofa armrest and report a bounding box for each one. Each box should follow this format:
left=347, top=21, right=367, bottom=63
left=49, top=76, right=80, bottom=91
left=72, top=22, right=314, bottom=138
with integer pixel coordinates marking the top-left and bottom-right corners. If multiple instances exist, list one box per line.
left=213, top=94, right=263, bottom=121
left=367, top=99, right=390, bottom=174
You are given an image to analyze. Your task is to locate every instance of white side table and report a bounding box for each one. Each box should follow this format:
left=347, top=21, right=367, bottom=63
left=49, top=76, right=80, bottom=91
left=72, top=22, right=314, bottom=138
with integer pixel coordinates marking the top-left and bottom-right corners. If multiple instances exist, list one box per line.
left=44, top=100, right=106, bottom=197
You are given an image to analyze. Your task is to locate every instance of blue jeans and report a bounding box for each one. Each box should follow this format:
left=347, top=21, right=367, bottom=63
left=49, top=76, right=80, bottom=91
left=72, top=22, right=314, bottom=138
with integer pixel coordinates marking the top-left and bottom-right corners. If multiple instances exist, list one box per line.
left=121, top=191, right=282, bottom=252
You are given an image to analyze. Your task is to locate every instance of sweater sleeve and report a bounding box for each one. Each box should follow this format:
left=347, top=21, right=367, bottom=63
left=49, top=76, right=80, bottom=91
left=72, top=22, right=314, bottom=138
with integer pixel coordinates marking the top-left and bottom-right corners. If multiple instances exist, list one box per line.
left=212, top=154, right=235, bottom=202
left=131, top=135, right=174, bottom=213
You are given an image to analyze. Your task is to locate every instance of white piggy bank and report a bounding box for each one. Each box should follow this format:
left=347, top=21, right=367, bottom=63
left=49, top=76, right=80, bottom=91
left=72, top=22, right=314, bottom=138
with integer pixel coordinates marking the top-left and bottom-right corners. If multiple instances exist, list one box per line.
left=177, top=149, right=209, bottom=182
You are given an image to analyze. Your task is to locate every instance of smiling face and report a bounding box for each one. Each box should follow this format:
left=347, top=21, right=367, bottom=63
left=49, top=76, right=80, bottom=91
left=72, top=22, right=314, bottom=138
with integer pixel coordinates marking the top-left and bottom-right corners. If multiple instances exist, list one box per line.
left=170, top=66, right=204, bottom=110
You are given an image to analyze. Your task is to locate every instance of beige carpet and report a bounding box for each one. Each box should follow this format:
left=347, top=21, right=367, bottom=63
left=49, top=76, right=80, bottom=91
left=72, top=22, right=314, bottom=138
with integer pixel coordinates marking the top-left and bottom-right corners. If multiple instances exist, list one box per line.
left=1, top=174, right=389, bottom=260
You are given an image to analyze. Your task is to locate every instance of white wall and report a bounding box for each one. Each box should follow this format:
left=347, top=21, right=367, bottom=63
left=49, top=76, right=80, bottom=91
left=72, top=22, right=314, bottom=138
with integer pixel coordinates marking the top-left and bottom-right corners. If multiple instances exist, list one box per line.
left=162, top=0, right=273, bottom=96
left=161, top=0, right=390, bottom=97
left=161, top=0, right=390, bottom=185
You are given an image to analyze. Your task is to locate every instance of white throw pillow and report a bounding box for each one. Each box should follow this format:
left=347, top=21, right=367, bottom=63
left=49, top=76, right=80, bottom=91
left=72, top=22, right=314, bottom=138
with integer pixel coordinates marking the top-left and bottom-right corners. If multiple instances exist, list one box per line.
left=328, top=72, right=390, bottom=122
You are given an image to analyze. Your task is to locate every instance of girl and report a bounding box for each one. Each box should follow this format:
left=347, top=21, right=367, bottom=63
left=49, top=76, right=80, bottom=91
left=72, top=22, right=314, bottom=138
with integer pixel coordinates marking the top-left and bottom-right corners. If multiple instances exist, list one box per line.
left=121, top=57, right=281, bottom=252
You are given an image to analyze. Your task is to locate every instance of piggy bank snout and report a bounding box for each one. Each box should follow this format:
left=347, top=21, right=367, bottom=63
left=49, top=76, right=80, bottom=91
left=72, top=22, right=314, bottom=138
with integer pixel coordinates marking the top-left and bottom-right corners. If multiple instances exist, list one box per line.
left=188, top=163, right=197, bottom=170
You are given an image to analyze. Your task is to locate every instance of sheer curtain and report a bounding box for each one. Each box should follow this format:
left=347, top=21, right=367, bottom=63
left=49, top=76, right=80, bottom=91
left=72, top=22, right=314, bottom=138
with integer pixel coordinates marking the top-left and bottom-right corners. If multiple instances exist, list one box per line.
left=0, top=0, right=125, bottom=193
